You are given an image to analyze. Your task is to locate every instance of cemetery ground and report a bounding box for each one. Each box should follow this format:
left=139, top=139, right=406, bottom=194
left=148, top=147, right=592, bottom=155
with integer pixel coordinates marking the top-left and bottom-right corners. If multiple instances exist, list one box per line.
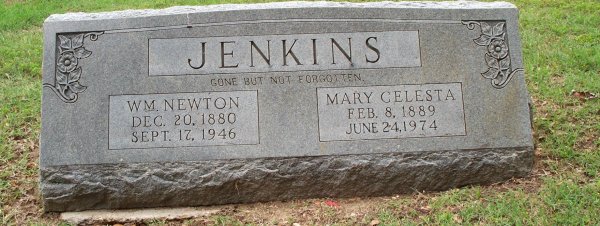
left=0, top=0, right=598, bottom=224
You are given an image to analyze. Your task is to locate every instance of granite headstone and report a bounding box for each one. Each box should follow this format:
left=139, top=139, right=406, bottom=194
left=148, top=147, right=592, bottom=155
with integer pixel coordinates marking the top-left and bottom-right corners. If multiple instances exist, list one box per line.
left=40, top=1, right=534, bottom=211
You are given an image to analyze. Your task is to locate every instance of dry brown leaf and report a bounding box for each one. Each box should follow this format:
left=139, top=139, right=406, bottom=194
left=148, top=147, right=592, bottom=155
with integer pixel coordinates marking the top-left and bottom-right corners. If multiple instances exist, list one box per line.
left=570, top=90, right=598, bottom=101
left=370, top=219, right=380, bottom=226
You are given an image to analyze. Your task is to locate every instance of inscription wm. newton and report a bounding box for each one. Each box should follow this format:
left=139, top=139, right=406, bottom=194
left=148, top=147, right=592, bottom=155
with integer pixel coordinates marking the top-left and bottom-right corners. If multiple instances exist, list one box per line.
left=108, top=91, right=259, bottom=149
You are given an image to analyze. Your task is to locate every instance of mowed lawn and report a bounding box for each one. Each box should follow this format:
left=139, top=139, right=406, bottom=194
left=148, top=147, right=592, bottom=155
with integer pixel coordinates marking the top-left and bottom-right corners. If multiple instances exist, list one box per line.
left=1, top=0, right=598, bottom=225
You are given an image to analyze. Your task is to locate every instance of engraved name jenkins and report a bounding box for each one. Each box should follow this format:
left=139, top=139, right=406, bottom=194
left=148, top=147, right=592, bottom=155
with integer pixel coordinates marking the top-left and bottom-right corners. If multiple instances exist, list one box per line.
left=149, top=31, right=421, bottom=75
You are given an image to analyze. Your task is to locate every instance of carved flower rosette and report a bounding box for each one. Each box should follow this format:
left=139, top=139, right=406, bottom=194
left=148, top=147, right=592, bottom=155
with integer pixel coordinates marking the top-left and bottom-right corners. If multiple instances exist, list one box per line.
left=44, top=32, right=102, bottom=103
left=462, top=21, right=523, bottom=89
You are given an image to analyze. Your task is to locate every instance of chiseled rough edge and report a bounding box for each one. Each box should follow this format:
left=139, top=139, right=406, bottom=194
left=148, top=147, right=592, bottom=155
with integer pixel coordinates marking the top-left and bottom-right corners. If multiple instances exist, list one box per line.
left=41, top=147, right=533, bottom=212
left=45, top=1, right=516, bottom=22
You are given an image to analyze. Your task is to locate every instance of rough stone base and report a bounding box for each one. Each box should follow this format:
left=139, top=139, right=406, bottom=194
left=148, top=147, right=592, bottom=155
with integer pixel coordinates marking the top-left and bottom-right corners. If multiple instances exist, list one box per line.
left=41, top=147, right=533, bottom=212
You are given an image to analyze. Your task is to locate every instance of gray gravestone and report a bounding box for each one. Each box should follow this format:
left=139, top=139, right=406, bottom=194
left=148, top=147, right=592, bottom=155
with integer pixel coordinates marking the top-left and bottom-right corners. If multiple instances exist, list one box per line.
left=40, top=1, right=534, bottom=212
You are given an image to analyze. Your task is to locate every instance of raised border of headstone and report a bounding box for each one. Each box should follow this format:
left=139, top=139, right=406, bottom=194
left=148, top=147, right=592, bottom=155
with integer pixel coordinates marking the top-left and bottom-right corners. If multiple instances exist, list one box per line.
left=40, top=1, right=534, bottom=211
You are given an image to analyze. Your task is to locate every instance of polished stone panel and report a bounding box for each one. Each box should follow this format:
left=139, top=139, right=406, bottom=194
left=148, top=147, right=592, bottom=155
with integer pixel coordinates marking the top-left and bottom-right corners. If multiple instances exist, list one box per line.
left=40, top=1, right=533, bottom=211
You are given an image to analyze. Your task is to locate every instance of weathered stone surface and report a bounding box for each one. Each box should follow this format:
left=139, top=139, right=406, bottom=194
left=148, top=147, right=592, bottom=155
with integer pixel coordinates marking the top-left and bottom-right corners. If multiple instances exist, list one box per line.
left=40, top=1, right=534, bottom=212
left=43, top=148, right=532, bottom=211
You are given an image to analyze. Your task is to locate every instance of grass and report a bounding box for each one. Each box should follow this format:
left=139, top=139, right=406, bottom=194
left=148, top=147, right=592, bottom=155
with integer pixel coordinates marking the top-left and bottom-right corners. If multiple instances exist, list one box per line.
left=1, top=0, right=598, bottom=225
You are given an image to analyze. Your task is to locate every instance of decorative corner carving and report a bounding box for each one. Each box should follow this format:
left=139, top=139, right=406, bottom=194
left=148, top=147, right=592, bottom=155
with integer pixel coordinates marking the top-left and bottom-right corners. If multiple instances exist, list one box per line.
left=43, top=32, right=103, bottom=103
left=462, top=21, right=523, bottom=89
